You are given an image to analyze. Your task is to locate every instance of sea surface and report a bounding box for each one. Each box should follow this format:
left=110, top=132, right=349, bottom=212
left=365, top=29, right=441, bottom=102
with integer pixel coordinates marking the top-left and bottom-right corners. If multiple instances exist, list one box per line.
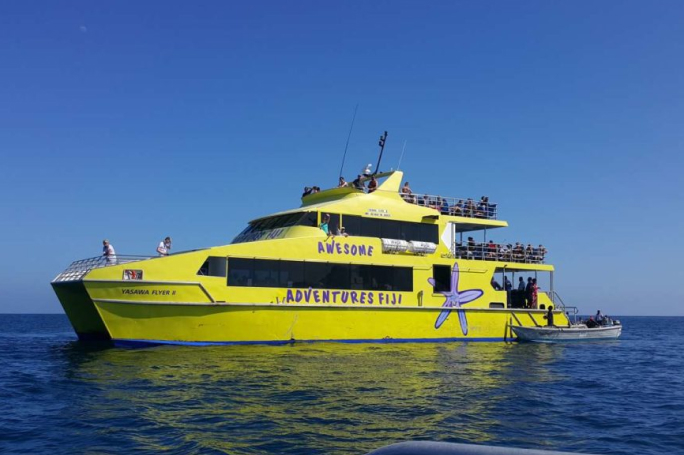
left=0, top=315, right=682, bottom=455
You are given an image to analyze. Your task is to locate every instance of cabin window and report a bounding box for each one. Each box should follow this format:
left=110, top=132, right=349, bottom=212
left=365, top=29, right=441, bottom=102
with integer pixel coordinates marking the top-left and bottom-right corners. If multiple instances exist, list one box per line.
left=432, top=265, right=451, bottom=293
left=197, top=257, right=227, bottom=277
left=279, top=261, right=305, bottom=288
left=227, top=258, right=413, bottom=292
left=326, top=213, right=341, bottom=235
left=227, top=258, right=253, bottom=286
left=339, top=215, right=438, bottom=243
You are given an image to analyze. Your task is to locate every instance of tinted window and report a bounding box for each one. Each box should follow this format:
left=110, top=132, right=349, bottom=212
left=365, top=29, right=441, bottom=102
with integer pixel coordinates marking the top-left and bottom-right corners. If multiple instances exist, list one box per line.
left=253, top=260, right=279, bottom=287
left=197, top=257, right=227, bottom=277
left=227, top=258, right=253, bottom=286
left=432, top=265, right=451, bottom=293
left=342, top=215, right=362, bottom=237
left=228, top=258, right=412, bottom=291
left=279, top=260, right=305, bottom=288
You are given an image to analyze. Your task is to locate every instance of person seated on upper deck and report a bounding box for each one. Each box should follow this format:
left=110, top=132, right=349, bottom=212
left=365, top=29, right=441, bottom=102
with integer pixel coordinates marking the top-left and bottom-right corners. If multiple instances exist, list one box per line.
left=513, top=242, right=524, bottom=261
left=311, top=186, right=320, bottom=194
left=538, top=244, right=547, bottom=262
left=486, top=240, right=497, bottom=260
left=352, top=175, right=365, bottom=191
left=450, top=199, right=464, bottom=216
left=467, top=236, right=478, bottom=259
left=302, top=187, right=313, bottom=197
left=419, top=195, right=429, bottom=207
left=465, top=199, right=475, bottom=217
left=338, top=177, right=348, bottom=187
left=368, top=176, right=378, bottom=193
left=498, top=243, right=510, bottom=260
left=401, top=181, right=412, bottom=196
left=475, top=197, right=488, bottom=218
left=525, top=244, right=534, bottom=262
left=440, top=197, right=450, bottom=214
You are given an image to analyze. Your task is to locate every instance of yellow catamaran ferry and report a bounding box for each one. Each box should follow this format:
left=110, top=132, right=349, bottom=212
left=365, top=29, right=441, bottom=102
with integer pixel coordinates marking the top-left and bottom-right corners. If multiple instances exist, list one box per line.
left=52, top=150, right=571, bottom=346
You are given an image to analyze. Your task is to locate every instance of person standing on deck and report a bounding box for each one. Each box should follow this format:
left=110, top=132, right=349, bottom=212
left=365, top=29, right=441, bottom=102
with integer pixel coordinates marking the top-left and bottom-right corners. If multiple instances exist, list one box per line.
left=531, top=278, right=539, bottom=309
left=518, top=277, right=525, bottom=292
left=102, top=239, right=116, bottom=265
left=544, top=306, right=554, bottom=326
left=157, top=237, right=172, bottom=256
left=525, top=277, right=533, bottom=308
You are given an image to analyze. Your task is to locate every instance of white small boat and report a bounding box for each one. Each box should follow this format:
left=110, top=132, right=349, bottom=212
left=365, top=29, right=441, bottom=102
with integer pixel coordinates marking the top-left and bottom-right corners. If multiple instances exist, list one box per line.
left=510, top=323, right=622, bottom=342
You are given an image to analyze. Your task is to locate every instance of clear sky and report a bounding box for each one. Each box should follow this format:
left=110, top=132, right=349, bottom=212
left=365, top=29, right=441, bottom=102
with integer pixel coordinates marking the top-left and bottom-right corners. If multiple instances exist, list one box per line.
left=1, top=1, right=683, bottom=315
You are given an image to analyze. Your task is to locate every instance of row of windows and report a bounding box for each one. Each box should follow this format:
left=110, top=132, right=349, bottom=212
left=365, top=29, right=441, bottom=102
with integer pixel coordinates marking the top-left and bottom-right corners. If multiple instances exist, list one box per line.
left=226, top=258, right=413, bottom=292
left=326, top=214, right=438, bottom=243
left=237, top=211, right=438, bottom=244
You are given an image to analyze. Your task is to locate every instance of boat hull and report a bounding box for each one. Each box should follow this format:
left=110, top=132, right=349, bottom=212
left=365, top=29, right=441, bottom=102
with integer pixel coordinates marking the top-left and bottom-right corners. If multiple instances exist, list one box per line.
left=510, top=324, right=621, bottom=342
left=90, top=300, right=563, bottom=346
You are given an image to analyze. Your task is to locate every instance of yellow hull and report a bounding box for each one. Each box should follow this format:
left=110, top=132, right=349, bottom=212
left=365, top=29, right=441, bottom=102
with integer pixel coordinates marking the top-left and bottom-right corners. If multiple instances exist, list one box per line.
left=91, top=300, right=561, bottom=346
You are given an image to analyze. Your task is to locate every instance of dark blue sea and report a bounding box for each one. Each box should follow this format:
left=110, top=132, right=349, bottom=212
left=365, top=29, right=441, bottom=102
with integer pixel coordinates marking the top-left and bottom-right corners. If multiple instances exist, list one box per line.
left=1, top=315, right=682, bottom=455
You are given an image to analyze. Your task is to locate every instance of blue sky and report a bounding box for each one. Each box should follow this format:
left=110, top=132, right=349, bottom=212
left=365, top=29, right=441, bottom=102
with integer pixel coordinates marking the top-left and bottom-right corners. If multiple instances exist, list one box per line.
left=1, top=1, right=682, bottom=315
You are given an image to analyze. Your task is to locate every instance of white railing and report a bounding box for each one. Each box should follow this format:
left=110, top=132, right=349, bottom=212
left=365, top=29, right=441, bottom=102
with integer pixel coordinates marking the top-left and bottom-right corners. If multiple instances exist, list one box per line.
left=452, top=243, right=547, bottom=264
left=52, top=255, right=152, bottom=282
left=401, top=193, right=498, bottom=219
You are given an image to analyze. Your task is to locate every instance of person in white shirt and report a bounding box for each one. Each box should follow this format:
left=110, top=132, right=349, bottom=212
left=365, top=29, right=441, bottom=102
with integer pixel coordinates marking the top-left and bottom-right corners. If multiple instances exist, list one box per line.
left=102, top=239, right=116, bottom=265
left=157, top=237, right=172, bottom=256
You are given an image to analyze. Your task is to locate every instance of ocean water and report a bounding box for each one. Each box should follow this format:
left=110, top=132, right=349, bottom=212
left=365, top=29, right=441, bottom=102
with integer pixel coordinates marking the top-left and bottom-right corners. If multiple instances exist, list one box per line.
left=0, top=315, right=682, bottom=455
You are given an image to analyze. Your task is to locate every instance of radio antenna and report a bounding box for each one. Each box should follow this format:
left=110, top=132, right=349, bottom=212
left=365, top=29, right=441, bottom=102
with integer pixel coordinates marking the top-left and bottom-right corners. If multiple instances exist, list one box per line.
left=397, top=140, right=407, bottom=170
left=338, top=104, right=358, bottom=181
left=375, top=131, right=388, bottom=174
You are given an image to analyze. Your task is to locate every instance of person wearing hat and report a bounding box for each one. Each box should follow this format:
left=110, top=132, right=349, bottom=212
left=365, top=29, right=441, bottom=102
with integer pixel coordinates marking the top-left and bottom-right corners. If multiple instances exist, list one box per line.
left=157, top=236, right=172, bottom=256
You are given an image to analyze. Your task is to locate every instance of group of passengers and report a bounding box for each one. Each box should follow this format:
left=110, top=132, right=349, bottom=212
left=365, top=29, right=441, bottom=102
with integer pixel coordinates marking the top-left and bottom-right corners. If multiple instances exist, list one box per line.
left=302, top=186, right=322, bottom=197
left=400, top=182, right=496, bottom=219
left=456, top=238, right=547, bottom=263
left=491, top=276, right=541, bottom=309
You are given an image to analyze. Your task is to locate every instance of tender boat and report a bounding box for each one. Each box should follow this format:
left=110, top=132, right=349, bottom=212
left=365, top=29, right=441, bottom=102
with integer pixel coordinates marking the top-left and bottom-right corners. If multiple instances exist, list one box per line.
left=510, top=323, right=622, bottom=342
left=52, top=133, right=577, bottom=346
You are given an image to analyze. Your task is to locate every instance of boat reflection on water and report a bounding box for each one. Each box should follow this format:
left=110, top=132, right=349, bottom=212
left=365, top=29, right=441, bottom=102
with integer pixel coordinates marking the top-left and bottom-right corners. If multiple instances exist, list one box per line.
left=56, top=342, right=565, bottom=454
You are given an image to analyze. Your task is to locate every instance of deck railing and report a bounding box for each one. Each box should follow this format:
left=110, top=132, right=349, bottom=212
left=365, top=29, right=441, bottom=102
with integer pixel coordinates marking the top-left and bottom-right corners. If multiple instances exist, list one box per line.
left=401, top=193, right=498, bottom=219
left=451, top=243, right=547, bottom=264
left=52, top=255, right=152, bottom=283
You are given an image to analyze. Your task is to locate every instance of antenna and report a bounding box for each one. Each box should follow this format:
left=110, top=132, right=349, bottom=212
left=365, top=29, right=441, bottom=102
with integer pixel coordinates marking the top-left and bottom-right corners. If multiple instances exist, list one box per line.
left=374, top=131, right=388, bottom=175
left=397, top=140, right=407, bottom=170
left=338, top=104, right=358, bottom=181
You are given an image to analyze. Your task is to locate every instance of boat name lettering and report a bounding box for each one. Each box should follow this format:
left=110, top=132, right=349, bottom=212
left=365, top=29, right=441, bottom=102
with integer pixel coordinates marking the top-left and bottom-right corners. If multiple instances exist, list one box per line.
left=317, top=241, right=374, bottom=256
left=122, top=289, right=176, bottom=295
left=277, top=289, right=402, bottom=305
left=365, top=208, right=390, bottom=218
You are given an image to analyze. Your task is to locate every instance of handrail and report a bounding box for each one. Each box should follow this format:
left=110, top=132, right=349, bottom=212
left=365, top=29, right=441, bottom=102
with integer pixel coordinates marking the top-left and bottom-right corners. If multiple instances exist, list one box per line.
left=52, top=255, right=153, bottom=283
left=401, top=192, right=498, bottom=220
left=451, top=242, right=547, bottom=264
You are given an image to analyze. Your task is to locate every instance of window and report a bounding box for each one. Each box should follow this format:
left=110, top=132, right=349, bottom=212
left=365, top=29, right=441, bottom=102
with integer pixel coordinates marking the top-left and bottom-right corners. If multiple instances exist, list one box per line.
left=338, top=215, right=437, bottom=243
left=197, top=257, right=227, bottom=277
left=227, top=258, right=253, bottom=286
left=432, top=265, right=451, bottom=293
left=227, top=258, right=413, bottom=292
left=279, top=261, right=305, bottom=288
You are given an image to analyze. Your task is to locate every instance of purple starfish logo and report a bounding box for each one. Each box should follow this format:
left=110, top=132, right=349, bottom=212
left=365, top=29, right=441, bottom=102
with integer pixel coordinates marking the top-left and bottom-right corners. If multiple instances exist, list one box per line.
left=428, top=262, right=484, bottom=335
